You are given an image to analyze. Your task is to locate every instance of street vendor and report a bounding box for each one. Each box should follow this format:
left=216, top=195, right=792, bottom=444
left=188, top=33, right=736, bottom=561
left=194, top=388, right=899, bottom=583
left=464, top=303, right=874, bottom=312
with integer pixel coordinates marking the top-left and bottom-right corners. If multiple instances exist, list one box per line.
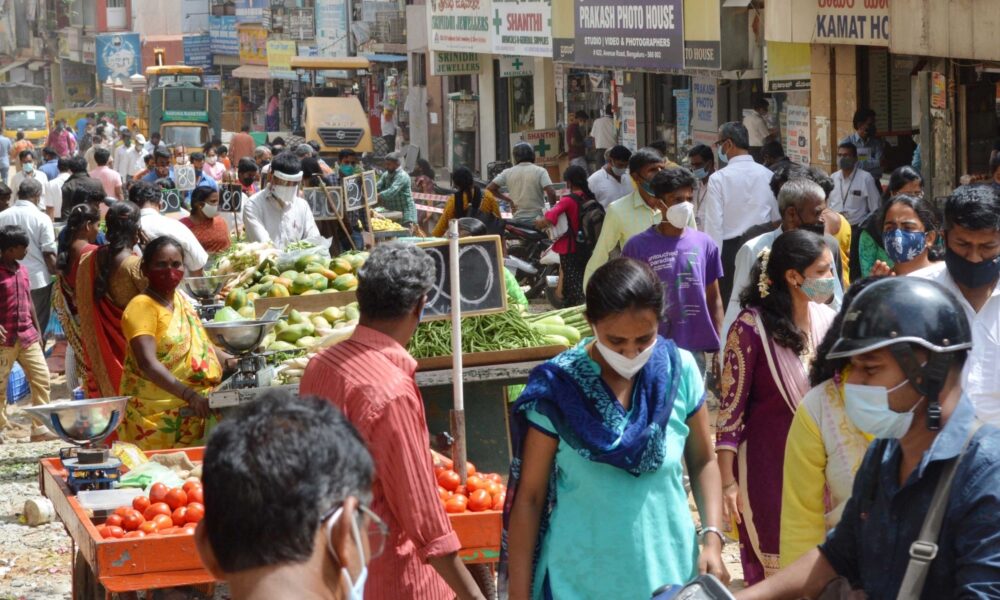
left=300, top=243, right=486, bottom=600
left=118, top=235, right=229, bottom=450
left=376, top=152, right=418, bottom=232
left=243, top=152, right=323, bottom=250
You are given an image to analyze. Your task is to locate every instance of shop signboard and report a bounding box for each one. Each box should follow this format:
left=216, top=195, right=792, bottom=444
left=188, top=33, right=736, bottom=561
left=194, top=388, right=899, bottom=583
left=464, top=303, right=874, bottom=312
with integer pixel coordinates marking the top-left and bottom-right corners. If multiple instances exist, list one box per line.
left=431, top=52, right=482, bottom=76
left=210, top=16, right=239, bottom=55
left=683, top=0, right=720, bottom=70
left=765, top=41, right=810, bottom=92
left=510, top=129, right=560, bottom=165
left=620, top=96, right=637, bottom=151
left=96, top=33, right=141, bottom=83
left=492, top=0, right=552, bottom=57
left=691, top=76, right=717, bottom=134
left=498, top=56, right=534, bottom=78
left=235, top=0, right=266, bottom=23
left=315, top=0, right=349, bottom=78
left=427, top=0, right=492, bottom=54
left=183, top=33, right=213, bottom=69
left=785, top=104, right=810, bottom=165
left=267, top=40, right=297, bottom=80
left=814, top=0, right=889, bottom=46
left=551, top=0, right=576, bottom=61
left=673, top=88, right=691, bottom=151
left=238, top=25, right=268, bottom=65
left=82, top=39, right=97, bottom=65
left=573, top=0, right=683, bottom=70
left=930, top=72, right=946, bottom=110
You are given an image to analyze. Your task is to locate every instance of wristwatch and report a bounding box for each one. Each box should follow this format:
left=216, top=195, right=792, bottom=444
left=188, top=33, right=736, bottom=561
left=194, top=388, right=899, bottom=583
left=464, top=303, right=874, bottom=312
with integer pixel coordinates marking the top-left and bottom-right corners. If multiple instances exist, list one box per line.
left=699, top=526, right=726, bottom=546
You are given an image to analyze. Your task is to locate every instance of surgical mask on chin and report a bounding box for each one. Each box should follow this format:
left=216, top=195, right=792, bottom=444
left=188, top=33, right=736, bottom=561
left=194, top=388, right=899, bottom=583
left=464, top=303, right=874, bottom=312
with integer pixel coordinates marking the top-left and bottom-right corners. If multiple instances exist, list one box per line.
left=665, top=201, right=694, bottom=229
left=692, top=167, right=707, bottom=180
left=271, top=185, right=298, bottom=205
left=640, top=180, right=654, bottom=196
left=800, top=276, right=835, bottom=303
left=843, top=380, right=923, bottom=439
left=883, top=229, right=927, bottom=265
left=595, top=338, right=657, bottom=379
left=202, top=204, right=219, bottom=218
left=325, top=507, right=368, bottom=600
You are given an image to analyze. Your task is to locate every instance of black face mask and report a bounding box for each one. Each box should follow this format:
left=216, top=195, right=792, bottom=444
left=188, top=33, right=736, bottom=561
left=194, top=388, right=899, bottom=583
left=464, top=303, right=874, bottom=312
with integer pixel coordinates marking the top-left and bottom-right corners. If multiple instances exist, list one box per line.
left=945, top=246, right=1000, bottom=289
left=799, top=221, right=826, bottom=236
left=241, top=177, right=256, bottom=187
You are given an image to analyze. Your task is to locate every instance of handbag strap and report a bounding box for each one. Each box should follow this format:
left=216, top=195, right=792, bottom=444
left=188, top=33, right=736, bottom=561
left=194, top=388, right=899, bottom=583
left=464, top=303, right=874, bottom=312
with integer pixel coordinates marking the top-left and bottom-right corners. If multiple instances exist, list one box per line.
left=895, top=419, right=984, bottom=600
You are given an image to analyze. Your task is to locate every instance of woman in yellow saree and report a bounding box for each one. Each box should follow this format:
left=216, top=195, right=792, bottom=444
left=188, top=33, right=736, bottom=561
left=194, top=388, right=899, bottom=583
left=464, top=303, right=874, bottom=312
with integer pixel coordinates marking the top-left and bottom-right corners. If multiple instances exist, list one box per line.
left=119, top=236, right=227, bottom=450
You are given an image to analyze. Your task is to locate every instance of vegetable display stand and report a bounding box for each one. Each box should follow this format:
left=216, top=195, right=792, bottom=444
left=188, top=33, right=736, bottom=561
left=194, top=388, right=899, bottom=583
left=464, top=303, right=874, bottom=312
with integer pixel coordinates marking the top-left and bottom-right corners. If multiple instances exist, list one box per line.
left=39, top=447, right=215, bottom=600
left=451, top=510, right=502, bottom=564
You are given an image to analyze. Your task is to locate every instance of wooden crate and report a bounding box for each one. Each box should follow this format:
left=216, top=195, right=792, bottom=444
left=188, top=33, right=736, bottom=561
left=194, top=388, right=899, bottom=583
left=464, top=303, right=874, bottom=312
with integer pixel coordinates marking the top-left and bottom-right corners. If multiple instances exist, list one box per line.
left=416, top=344, right=565, bottom=372
left=253, top=290, right=357, bottom=318
left=451, top=511, right=502, bottom=564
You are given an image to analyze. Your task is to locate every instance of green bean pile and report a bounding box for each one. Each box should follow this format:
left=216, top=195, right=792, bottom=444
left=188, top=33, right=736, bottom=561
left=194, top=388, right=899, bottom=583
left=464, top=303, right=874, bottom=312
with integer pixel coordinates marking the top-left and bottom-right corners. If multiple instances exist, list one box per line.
left=408, top=309, right=549, bottom=358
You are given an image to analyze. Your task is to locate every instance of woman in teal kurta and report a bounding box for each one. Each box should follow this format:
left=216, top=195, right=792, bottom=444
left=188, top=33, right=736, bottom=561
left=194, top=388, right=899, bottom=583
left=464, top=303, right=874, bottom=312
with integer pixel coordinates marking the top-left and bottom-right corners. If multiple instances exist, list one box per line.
left=501, top=258, right=729, bottom=599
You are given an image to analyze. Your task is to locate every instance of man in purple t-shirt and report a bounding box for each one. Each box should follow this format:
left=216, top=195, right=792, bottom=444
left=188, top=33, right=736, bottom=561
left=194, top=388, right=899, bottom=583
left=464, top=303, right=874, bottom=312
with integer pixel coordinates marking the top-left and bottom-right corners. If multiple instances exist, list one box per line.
left=622, top=167, right=724, bottom=373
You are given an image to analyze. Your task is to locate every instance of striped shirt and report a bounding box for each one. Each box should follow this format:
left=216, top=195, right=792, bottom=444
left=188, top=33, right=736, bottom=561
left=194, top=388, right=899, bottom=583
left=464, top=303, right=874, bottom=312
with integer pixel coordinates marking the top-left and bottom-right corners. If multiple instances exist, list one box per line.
left=300, top=325, right=460, bottom=600
left=0, top=262, right=39, bottom=347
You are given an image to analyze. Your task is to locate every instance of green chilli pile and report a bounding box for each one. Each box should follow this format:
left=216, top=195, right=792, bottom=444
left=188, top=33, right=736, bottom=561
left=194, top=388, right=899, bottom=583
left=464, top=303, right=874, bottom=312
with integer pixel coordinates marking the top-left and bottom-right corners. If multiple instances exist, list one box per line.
left=408, top=309, right=548, bottom=358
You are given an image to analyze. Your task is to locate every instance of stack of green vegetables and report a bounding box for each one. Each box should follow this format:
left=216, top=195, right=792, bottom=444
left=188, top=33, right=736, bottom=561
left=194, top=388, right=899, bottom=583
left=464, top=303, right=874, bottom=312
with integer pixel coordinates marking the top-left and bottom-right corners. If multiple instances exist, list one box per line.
left=408, top=309, right=548, bottom=358
left=523, top=305, right=592, bottom=347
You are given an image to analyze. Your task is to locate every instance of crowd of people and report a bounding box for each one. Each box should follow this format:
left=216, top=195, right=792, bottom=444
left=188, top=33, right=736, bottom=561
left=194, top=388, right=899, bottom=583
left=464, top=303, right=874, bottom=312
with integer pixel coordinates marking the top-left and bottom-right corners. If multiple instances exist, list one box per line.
left=2, top=103, right=1000, bottom=600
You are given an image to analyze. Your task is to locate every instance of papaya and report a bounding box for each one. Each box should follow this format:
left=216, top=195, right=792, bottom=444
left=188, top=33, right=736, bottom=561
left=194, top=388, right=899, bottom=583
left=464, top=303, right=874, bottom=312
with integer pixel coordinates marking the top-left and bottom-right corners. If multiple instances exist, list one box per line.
left=213, top=306, right=244, bottom=323
left=305, top=264, right=338, bottom=280
left=300, top=289, right=320, bottom=295
left=291, top=274, right=315, bottom=295
left=273, top=277, right=293, bottom=289
left=346, top=253, right=367, bottom=271
left=331, top=274, right=358, bottom=291
left=225, top=288, right=248, bottom=310
left=309, top=273, right=328, bottom=291
left=295, top=335, right=318, bottom=349
left=267, top=283, right=290, bottom=298
left=237, top=305, right=256, bottom=319
left=277, top=324, right=310, bottom=343
left=330, top=257, right=353, bottom=275
left=322, top=307, right=343, bottom=323
left=344, top=304, right=360, bottom=322
left=288, top=309, right=306, bottom=325
left=267, top=341, right=298, bottom=352
left=295, top=253, right=322, bottom=272
left=259, top=275, right=276, bottom=285
left=280, top=270, right=299, bottom=281
left=245, top=292, right=259, bottom=303
left=311, top=316, right=329, bottom=331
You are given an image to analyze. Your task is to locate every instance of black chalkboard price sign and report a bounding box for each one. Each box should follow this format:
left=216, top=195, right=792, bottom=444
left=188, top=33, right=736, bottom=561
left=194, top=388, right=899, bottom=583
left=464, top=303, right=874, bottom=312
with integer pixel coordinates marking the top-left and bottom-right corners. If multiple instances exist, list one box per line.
left=158, top=189, right=184, bottom=214
left=219, top=184, right=243, bottom=212
left=303, top=186, right=342, bottom=219
left=416, top=235, right=508, bottom=322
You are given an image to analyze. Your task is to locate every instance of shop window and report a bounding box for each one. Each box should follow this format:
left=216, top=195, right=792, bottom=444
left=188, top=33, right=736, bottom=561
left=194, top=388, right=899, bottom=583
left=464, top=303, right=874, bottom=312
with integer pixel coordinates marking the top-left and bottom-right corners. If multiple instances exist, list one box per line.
left=509, top=76, right=534, bottom=133
left=859, top=48, right=917, bottom=174
left=412, top=53, right=427, bottom=87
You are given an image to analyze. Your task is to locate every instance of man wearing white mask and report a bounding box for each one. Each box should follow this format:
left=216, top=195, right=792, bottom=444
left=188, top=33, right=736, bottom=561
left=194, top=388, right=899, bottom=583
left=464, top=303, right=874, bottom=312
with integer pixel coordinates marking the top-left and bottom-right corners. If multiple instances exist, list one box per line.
left=587, top=145, right=634, bottom=208
left=243, top=152, right=322, bottom=249
left=195, top=391, right=382, bottom=600
left=621, top=167, right=724, bottom=375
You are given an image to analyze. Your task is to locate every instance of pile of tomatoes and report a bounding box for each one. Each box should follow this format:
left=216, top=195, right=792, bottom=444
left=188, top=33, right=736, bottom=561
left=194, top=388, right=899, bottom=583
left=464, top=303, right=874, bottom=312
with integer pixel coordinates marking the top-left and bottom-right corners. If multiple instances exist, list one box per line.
left=94, top=479, right=205, bottom=540
left=434, top=458, right=507, bottom=514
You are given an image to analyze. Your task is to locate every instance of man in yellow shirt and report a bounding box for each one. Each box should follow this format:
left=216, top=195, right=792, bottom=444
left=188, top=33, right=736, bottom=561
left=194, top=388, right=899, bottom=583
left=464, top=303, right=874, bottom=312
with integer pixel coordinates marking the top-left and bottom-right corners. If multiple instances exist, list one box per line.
left=583, top=148, right=691, bottom=285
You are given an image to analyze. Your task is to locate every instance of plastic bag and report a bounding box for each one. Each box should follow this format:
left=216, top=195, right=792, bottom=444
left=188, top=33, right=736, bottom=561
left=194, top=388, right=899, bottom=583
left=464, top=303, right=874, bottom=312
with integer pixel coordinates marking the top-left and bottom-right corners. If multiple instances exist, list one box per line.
left=118, top=461, right=186, bottom=491
left=110, top=441, right=149, bottom=471
left=275, top=244, right=332, bottom=273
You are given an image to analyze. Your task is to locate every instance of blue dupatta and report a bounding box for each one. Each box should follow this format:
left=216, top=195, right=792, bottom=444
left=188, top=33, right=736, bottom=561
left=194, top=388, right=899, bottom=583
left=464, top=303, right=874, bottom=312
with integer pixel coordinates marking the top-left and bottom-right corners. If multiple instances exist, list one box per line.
left=498, top=336, right=683, bottom=595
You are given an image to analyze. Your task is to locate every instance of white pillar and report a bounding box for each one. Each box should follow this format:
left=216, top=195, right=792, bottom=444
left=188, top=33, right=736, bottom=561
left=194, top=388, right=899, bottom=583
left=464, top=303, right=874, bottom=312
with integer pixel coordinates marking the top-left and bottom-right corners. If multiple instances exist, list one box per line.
left=532, top=58, right=556, bottom=129
left=478, top=55, right=496, bottom=176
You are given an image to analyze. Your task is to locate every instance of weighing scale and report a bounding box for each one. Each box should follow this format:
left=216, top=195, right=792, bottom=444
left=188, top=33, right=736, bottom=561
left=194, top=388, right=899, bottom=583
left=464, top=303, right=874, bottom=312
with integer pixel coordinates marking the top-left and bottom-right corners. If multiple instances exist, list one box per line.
left=182, top=273, right=237, bottom=320
left=202, top=307, right=285, bottom=390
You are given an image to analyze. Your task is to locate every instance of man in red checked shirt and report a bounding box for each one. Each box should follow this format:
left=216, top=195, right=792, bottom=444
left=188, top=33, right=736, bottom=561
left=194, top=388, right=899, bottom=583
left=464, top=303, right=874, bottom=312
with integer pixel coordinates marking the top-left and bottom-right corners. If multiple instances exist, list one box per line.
left=300, top=242, right=485, bottom=600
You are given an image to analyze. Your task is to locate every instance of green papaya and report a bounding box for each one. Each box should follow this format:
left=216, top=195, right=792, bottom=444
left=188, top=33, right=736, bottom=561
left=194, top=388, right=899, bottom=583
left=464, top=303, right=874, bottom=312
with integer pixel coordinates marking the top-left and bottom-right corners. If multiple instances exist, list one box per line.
left=295, top=335, right=318, bottom=349
left=267, top=341, right=298, bottom=352
left=332, top=274, right=358, bottom=291
left=288, top=309, right=305, bottom=324
left=225, top=288, right=248, bottom=310
left=213, top=306, right=244, bottom=323
left=277, top=324, right=309, bottom=343
left=291, top=274, right=315, bottom=295
left=310, top=273, right=328, bottom=291
left=295, top=254, right=321, bottom=272
left=322, top=307, right=343, bottom=323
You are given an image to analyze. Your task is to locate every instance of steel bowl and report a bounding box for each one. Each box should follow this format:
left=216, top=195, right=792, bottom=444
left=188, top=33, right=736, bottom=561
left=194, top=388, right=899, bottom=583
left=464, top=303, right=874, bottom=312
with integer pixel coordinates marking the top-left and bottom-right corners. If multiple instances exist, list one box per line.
left=22, top=397, right=128, bottom=446
left=182, top=273, right=236, bottom=300
left=202, top=320, right=278, bottom=354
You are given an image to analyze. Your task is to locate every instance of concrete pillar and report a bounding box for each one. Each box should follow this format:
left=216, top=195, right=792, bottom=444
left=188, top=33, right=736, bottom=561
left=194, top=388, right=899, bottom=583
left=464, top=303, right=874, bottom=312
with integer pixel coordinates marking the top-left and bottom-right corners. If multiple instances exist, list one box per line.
left=478, top=56, right=496, bottom=176
left=810, top=44, right=835, bottom=170
left=532, top=58, right=556, bottom=129
left=832, top=45, right=858, bottom=144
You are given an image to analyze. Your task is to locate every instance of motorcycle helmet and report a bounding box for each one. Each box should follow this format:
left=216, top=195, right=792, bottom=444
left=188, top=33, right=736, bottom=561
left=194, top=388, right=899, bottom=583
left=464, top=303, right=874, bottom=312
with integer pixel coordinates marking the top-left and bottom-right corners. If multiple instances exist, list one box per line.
left=512, top=142, right=535, bottom=164
left=827, top=277, right=972, bottom=430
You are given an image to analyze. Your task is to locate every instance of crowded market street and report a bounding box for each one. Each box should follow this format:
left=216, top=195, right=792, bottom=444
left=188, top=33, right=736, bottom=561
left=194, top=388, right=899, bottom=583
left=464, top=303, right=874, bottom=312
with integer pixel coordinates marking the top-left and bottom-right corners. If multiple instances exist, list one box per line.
left=3, top=1, right=1000, bottom=599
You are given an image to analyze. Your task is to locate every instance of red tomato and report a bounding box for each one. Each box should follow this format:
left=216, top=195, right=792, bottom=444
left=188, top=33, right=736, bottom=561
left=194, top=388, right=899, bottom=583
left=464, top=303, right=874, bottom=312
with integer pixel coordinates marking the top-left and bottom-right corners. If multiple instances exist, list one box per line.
left=124, top=530, right=145, bottom=538
left=152, top=514, right=174, bottom=530
left=122, top=511, right=144, bottom=531
left=132, top=495, right=151, bottom=513
left=105, top=514, right=124, bottom=528
left=183, top=522, right=197, bottom=532
left=144, top=502, right=171, bottom=521
left=454, top=485, right=468, bottom=497
left=186, top=486, right=204, bottom=504
left=149, top=483, right=169, bottom=503
left=171, top=506, right=189, bottom=527
left=165, top=488, right=188, bottom=510
left=465, top=475, right=487, bottom=492
left=185, top=502, right=205, bottom=524
left=444, top=495, right=468, bottom=513
left=96, top=525, right=109, bottom=538
left=485, top=482, right=502, bottom=497
left=139, top=521, right=159, bottom=534
left=158, top=526, right=181, bottom=535
left=492, top=492, right=506, bottom=510
left=113, top=506, right=131, bottom=518
left=466, top=461, right=476, bottom=475
left=437, top=486, right=451, bottom=501
left=468, top=489, right=492, bottom=512
left=485, top=473, right=504, bottom=484
left=105, top=525, right=125, bottom=539
left=182, top=480, right=202, bottom=494
left=437, top=469, right=460, bottom=492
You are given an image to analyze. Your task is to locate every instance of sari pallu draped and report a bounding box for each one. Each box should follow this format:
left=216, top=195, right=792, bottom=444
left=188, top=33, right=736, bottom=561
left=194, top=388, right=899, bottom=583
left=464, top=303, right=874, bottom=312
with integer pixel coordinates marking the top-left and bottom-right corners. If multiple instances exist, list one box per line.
left=499, top=338, right=684, bottom=597
left=76, top=249, right=143, bottom=399
left=52, top=274, right=88, bottom=389
left=118, top=293, right=222, bottom=450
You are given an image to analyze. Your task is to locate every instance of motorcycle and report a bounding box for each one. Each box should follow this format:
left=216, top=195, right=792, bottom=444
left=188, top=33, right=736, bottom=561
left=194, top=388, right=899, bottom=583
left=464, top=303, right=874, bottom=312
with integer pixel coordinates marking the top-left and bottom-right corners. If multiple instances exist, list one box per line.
left=504, top=222, right=559, bottom=301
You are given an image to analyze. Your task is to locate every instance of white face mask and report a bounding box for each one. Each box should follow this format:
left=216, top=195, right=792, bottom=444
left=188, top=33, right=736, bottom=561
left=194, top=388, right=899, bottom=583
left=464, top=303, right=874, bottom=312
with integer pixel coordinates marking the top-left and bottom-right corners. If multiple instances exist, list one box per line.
left=206, top=156, right=217, bottom=165
left=665, top=201, right=694, bottom=229
left=271, top=184, right=298, bottom=205
left=611, top=166, right=627, bottom=177
left=325, top=507, right=368, bottom=600
left=201, top=204, right=219, bottom=218
left=594, top=337, right=657, bottom=379
left=843, top=379, right=922, bottom=439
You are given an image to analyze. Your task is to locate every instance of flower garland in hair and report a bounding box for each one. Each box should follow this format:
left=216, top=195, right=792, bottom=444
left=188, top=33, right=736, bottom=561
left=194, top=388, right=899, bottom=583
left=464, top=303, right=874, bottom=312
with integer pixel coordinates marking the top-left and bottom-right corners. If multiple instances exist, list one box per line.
left=757, top=248, right=772, bottom=298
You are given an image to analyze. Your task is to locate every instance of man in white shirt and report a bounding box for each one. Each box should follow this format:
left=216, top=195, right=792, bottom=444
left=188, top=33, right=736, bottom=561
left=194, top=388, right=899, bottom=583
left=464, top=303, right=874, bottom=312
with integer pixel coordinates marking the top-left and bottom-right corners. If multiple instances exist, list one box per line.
left=143, top=131, right=166, bottom=157
left=114, top=131, right=142, bottom=181
left=687, top=144, right=715, bottom=230
left=44, top=158, right=71, bottom=220
left=743, top=98, right=776, bottom=157
left=915, top=185, right=1000, bottom=426
left=587, top=145, right=633, bottom=208
left=487, top=142, right=558, bottom=228
left=721, top=178, right=845, bottom=342
left=10, top=150, right=49, bottom=205
left=0, top=178, right=57, bottom=331
left=829, top=141, right=882, bottom=227
left=129, top=181, right=207, bottom=275
left=590, top=104, right=617, bottom=164
left=703, top=121, right=780, bottom=305
left=244, top=152, right=323, bottom=250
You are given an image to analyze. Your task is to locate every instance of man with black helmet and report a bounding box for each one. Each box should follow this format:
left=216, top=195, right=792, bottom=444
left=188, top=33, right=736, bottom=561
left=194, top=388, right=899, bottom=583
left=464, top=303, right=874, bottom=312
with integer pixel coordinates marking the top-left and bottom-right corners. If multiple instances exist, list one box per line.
left=918, top=185, right=1000, bottom=426
left=737, top=277, right=1000, bottom=599
left=487, top=142, right=558, bottom=228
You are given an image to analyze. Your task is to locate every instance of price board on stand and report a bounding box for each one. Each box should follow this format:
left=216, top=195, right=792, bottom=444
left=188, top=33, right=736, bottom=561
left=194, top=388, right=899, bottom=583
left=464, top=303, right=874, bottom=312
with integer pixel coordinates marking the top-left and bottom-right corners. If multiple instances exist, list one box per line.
left=159, top=189, right=185, bottom=214
left=417, top=235, right=508, bottom=321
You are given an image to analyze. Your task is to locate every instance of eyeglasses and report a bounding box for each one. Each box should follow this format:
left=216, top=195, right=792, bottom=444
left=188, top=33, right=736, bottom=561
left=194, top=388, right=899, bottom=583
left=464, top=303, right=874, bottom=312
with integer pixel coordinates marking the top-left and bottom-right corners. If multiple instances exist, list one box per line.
left=321, top=503, right=389, bottom=560
left=714, top=138, right=729, bottom=147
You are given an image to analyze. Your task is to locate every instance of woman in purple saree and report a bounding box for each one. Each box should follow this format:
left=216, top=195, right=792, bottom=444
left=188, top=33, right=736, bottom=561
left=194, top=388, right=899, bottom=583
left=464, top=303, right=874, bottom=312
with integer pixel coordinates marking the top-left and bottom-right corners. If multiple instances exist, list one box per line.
left=716, top=230, right=837, bottom=584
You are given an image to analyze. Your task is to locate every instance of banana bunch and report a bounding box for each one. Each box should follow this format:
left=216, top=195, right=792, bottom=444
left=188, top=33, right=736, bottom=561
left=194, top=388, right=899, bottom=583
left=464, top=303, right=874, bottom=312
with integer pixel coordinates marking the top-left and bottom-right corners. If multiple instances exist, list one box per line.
left=371, top=216, right=405, bottom=232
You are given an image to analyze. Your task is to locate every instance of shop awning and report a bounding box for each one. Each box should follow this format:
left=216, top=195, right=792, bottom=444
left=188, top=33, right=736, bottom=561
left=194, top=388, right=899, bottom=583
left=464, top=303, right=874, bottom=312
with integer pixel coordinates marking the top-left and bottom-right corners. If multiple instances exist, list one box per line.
left=289, top=56, right=371, bottom=71
left=722, top=0, right=752, bottom=6
left=363, top=53, right=407, bottom=63
left=232, top=64, right=271, bottom=79
left=0, top=59, right=29, bottom=75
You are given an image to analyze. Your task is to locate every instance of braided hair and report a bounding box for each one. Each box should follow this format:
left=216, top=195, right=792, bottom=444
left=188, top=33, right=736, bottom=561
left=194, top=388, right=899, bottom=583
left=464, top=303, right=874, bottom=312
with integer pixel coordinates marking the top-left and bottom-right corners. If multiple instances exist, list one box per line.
left=95, top=201, right=141, bottom=300
left=57, top=204, right=99, bottom=276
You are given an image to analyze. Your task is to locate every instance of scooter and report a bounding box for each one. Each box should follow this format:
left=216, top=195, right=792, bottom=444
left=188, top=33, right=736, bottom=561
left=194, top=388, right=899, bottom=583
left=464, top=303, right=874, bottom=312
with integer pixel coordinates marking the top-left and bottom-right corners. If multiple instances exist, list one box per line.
left=504, top=222, right=558, bottom=300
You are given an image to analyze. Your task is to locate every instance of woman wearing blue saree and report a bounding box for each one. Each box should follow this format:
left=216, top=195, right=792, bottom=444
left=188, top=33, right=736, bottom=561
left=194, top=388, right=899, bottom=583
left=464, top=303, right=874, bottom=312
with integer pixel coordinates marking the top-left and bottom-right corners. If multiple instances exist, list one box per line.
left=502, top=258, right=729, bottom=599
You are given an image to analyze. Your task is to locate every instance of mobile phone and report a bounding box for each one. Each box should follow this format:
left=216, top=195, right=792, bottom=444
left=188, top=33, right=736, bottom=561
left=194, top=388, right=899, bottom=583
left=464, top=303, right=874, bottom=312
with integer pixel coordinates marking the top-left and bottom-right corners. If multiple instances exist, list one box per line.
left=651, top=575, right=735, bottom=600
